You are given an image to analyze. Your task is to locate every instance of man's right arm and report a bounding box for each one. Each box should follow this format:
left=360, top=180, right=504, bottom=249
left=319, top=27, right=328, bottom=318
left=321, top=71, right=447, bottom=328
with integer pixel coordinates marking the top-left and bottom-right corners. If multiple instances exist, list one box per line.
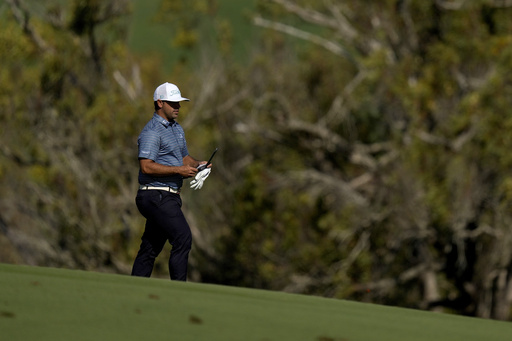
left=139, top=158, right=198, bottom=178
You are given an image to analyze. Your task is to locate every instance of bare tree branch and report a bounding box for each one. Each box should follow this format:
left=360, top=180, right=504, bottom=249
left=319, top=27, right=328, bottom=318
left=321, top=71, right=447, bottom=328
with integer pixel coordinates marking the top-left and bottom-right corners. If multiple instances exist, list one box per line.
left=359, top=262, right=444, bottom=292
left=490, top=0, right=512, bottom=8
left=398, top=0, right=419, bottom=51
left=271, top=0, right=342, bottom=32
left=287, top=117, right=350, bottom=151
left=286, top=169, right=369, bottom=207
left=321, top=70, right=367, bottom=127
left=269, top=0, right=359, bottom=42
left=436, top=0, right=512, bottom=10
left=253, top=15, right=358, bottom=65
left=323, top=0, right=358, bottom=40
left=435, top=0, right=468, bottom=10
left=6, top=0, right=53, bottom=53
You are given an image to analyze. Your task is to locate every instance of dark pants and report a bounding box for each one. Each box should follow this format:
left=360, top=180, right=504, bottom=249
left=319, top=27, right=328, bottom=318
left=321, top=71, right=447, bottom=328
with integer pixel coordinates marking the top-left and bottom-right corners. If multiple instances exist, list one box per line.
left=131, top=190, right=192, bottom=281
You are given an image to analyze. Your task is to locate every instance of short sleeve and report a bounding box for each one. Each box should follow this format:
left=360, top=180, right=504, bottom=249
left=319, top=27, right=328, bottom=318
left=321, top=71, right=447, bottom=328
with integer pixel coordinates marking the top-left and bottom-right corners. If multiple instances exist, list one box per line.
left=138, top=128, right=160, bottom=161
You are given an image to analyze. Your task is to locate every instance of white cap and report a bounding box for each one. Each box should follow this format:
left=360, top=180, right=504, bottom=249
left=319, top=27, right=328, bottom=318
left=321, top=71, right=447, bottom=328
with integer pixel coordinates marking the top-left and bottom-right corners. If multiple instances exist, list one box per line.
left=153, top=82, right=190, bottom=102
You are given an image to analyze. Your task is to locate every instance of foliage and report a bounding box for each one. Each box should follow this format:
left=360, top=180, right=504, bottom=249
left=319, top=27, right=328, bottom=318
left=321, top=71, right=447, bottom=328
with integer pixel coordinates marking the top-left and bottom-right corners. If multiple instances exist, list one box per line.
left=192, top=0, right=512, bottom=321
left=0, top=0, right=146, bottom=272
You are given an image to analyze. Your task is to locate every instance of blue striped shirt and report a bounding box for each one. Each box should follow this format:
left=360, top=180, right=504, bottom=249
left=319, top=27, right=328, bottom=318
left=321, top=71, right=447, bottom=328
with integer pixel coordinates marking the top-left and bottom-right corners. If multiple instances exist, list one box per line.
left=138, top=113, right=189, bottom=189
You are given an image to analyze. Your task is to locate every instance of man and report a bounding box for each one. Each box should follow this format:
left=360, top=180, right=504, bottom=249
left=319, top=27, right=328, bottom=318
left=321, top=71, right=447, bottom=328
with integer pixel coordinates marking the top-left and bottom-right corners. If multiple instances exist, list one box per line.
left=131, top=82, right=210, bottom=281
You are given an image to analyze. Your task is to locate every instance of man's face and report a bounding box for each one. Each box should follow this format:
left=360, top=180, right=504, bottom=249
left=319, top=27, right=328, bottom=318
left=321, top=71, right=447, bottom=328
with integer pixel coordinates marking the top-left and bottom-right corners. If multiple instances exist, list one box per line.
left=160, top=100, right=181, bottom=121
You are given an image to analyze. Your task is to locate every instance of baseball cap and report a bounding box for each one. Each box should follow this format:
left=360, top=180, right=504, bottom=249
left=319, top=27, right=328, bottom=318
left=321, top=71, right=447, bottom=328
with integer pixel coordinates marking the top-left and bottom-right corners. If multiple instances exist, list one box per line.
left=153, top=82, right=190, bottom=102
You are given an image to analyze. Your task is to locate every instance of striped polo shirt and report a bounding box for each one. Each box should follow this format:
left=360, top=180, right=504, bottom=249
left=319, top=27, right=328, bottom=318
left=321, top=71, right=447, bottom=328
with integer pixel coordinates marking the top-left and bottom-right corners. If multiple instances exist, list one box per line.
left=138, top=113, right=189, bottom=189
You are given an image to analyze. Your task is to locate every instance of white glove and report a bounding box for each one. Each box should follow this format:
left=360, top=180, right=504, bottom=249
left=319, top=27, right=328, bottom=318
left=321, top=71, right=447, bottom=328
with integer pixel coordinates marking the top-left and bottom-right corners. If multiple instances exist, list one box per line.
left=190, top=168, right=211, bottom=190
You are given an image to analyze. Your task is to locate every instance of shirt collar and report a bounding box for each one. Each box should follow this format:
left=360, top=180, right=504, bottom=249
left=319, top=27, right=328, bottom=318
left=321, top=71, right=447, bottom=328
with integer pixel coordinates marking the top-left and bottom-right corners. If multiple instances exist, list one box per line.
left=152, top=112, right=176, bottom=127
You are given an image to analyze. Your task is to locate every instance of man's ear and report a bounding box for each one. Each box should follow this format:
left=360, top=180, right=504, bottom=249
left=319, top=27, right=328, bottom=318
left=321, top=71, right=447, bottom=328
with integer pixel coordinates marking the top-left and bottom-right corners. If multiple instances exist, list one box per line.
left=156, top=100, right=164, bottom=109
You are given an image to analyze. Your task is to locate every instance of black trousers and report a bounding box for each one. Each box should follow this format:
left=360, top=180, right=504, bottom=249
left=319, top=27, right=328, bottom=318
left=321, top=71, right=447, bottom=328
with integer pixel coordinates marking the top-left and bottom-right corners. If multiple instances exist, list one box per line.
left=131, top=190, right=192, bottom=281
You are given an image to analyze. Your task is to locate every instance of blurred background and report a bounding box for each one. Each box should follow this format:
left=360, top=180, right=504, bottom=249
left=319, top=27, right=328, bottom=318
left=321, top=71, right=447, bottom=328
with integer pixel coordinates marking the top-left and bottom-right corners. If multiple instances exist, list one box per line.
left=2, top=0, right=512, bottom=321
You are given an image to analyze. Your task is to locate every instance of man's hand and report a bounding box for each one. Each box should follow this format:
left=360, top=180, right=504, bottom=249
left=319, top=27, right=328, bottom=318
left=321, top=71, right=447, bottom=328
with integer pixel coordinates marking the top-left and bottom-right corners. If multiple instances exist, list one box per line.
left=179, top=166, right=199, bottom=178
left=197, top=162, right=211, bottom=172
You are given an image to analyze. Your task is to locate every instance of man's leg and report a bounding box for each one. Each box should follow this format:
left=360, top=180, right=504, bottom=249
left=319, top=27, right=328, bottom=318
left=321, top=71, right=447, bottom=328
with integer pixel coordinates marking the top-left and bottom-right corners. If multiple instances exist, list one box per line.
left=155, top=193, right=192, bottom=281
left=131, top=190, right=167, bottom=277
left=131, top=219, right=167, bottom=277
left=167, top=213, right=192, bottom=281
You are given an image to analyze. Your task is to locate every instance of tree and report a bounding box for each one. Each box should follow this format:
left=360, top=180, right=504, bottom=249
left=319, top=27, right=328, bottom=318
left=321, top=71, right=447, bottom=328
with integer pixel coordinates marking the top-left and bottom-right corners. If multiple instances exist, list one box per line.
left=0, top=0, right=147, bottom=272
left=190, top=0, right=512, bottom=320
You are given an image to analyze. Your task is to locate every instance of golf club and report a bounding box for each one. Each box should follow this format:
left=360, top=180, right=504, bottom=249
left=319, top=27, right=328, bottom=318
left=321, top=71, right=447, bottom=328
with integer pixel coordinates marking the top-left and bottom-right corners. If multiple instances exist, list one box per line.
left=197, top=148, right=218, bottom=171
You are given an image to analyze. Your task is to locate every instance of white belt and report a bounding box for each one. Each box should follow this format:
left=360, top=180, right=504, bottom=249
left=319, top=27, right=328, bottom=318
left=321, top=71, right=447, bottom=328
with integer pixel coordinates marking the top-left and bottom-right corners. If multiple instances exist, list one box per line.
left=139, top=185, right=180, bottom=194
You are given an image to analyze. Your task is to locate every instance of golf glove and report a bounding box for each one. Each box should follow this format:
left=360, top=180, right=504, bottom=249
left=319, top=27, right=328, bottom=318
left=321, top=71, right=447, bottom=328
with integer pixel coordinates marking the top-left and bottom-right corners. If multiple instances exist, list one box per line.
left=190, top=168, right=211, bottom=190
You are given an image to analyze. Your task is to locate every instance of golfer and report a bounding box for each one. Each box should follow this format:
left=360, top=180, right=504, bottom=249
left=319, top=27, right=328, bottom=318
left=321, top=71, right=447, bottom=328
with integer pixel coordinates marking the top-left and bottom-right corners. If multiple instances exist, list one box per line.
left=131, top=82, right=210, bottom=281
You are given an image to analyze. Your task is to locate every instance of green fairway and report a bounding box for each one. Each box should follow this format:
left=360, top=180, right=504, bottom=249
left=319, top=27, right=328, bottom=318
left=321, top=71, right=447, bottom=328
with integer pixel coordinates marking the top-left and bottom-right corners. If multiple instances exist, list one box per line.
left=0, top=264, right=510, bottom=341
left=128, top=0, right=257, bottom=69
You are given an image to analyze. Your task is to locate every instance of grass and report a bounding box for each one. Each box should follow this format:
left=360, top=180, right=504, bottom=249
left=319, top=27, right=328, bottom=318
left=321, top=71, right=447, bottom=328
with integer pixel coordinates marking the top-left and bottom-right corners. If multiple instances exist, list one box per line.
left=1, top=263, right=511, bottom=341
left=127, top=0, right=258, bottom=70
